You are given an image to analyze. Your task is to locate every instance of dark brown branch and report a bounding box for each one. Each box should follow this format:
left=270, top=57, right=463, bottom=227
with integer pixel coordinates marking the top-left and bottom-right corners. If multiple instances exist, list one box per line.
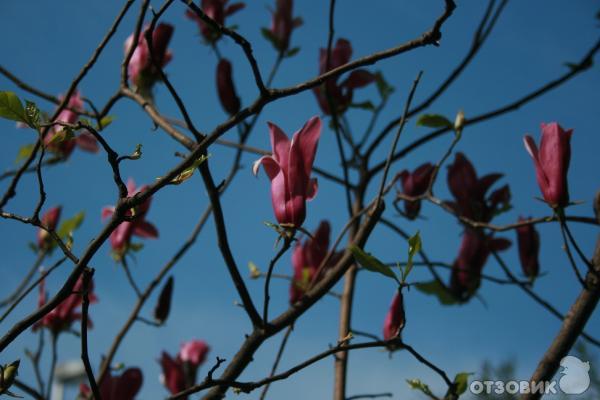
left=522, top=237, right=600, bottom=400
left=81, top=268, right=102, bottom=400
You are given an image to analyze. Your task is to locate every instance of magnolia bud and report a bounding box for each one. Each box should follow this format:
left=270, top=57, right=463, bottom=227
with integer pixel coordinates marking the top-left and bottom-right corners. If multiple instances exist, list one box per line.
left=154, top=276, right=174, bottom=324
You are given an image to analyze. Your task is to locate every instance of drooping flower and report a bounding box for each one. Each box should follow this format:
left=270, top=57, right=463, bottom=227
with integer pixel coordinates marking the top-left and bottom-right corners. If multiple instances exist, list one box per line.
left=253, top=116, right=322, bottom=228
left=124, top=23, right=174, bottom=90
left=313, top=39, right=374, bottom=115
left=396, top=163, right=435, bottom=219
left=37, top=206, right=61, bottom=250
left=79, top=367, right=143, bottom=400
left=102, top=179, right=158, bottom=259
left=185, top=0, right=245, bottom=43
left=449, top=229, right=511, bottom=299
left=33, top=275, right=97, bottom=336
left=383, top=290, right=405, bottom=342
left=216, top=58, right=241, bottom=115
left=289, top=220, right=337, bottom=303
left=267, top=0, right=302, bottom=53
left=523, top=122, right=573, bottom=209
left=45, top=91, right=99, bottom=158
left=160, top=340, right=210, bottom=397
left=516, top=217, right=540, bottom=279
left=446, top=152, right=511, bottom=223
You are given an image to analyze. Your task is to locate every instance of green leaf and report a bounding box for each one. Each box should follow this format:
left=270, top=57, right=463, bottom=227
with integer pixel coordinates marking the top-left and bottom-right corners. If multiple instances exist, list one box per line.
left=57, top=212, right=85, bottom=240
left=350, top=245, right=399, bottom=283
left=260, top=27, right=280, bottom=50
left=415, top=280, right=458, bottom=305
left=24, top=101, right=41, bottom=129
left=374, top=72, right=394, bottom=100
left=248, top=261, right=261, bottom=279
left=285, top=47, right=300, bottom=58
left=169, top=154, right=210, bottom=185
left=416, top=113, right=453, bottom=129
left=349, top=101, right=375, bottom=111
left=47, top=127, right=74, bottom=146
left=406, top=379, right=433, bottom=397
left=0, top=91, right=27, bottom=123
left=403, top=231, right=421, bottom=282
left=98, top=115, right=115, bottom=130
left=15, top=144, right=35, bottom=163
left=128, top=242, right=144, bottom=252
left=452, top=372, right=473, bottom=395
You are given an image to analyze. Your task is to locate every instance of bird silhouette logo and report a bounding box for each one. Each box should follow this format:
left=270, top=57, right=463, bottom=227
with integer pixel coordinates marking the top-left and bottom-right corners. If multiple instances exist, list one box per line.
left=558, top=355, right=591, bottom=395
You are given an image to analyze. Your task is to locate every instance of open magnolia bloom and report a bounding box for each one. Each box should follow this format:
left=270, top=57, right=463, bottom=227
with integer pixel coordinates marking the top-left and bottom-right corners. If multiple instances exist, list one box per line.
left=523, top=122, right=573, bottom=209
left=102, top=179, right=158, bottom=259
left=253, top=116, right=322, bottom=228
left=79, top=368, right=142, bottom=400
left=160, top=340, right=210, bottom=396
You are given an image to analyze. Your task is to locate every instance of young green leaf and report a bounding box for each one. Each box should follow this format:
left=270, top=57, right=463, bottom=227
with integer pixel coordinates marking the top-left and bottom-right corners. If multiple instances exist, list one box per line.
left=15, top=144, right=35, bottom=163
left=451, top=372, right=473, bottom=395
left=403, top=230, right=421, bottom=282
left=350, top=245, right=399, bottom=283
left=285, top=47, right=300, bottom=58
left=260, top=27, right=280, bottom=50
left=349, top=101, right=375, bottom=111
left=374, top=71, right=394, bottom=100
left=98, top=115, right=115, bottom=130
left=24, top=101, right=41, bottom=129
left=57, top=212, right=85, bottom=240
left=415, top=279, right=458, bottom=305
left=0, top=91, right=27, bottom=123
left=169, top=154, right=210, bottom=185
left=416, top=113, right=452, bottom=129
left=406, top=379, right=434, bottom=397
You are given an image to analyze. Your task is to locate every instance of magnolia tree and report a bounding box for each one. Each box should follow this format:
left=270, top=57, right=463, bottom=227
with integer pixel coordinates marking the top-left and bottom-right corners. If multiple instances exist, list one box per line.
left=0, top=1, right=599, bottom=399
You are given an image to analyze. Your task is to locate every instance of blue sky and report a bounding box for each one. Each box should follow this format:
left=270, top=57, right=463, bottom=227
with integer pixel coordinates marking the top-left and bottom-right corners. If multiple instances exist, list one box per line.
left=1, top=0, right=599, bottom=399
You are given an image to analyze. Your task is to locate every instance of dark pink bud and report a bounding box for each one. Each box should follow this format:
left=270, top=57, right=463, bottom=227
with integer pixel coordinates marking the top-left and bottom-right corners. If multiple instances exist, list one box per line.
left=253, top=117, right=322, bottom=227
left=160, top=352, right=186, bottom=395
left=446, top=152, right=509, bottom=222
left=179, top=340, right=210, bottom=367
left=450, top=229, right=511, bottom=299
left=269, top=0, right=301, bottom=52
left=523, top=122, right=573, bottom=208
left=516, top=217, right=540, bottom=279
left=216, top=59, right=241, bottom=115
left=289, top=221, right=331, bottom=303
left=38, top=206, right=61, bottom=249
left=153, top=276, right=174, bottom=323
left=124, top=24, right=174, bottom=88
left=81, top=367, right=143, bottom=400
left=397, top=163, right=434, bottom=219
left=383, top=290, right=405, bottom=341
left=313, top=39, right=374, bottom=115
left=186, top=0, right=245, bottom=42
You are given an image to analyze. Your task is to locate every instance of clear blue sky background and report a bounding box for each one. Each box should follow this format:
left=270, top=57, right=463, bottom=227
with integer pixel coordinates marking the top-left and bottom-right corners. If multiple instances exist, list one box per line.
left=1, top=1, right=599, bottom=399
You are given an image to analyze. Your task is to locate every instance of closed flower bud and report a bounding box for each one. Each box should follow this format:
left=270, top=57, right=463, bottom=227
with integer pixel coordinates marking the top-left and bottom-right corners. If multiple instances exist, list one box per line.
left=516, top=217, right=540, bottom=279
left=523, top=122, right=573, bottom=209
left=153, top=276, right=174, bottom=323
left=80, top=367, right=143, bottom=400
left=396, top=163, right=435, bottom=220
left=383, top=289, right=405, bottom=342
left=216, top=59, right=241, bottom=115
left=37, top=206, right=61, bottom=249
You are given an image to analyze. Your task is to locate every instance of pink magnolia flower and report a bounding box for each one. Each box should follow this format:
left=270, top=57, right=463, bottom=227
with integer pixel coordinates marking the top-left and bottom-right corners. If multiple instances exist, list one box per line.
left=290, top=220, right=333, bottom=303
left=33, top=275, right=97, bottom=336
left=160, top=340, right=210, bottom=397
left=268, top=0, right=302, bottom=52
left=516, top=217, right=540, bottom=279
left=216, top=58, right=241, bottom=115
left=124, top=23, right=174, bottom=89
left=79, top=368, right=142, bottom=400
left=383, top=290, right=405, bottom=341
left=396, top=163, right=435, bottom=219
left=102, top=179, right=158, bottom=257
left=37, top=206, right=61, bottom=249
left=313, top=39, right=375, bottom=115
left=253, top=116, right=322, bottom=228
left=446, top=152, right=510, bottom=223
left=523, top=122, right=573, bottom=209
left=185, top=0, right=245, bottom=42
left=45, top=91, right=99, bottom=158
left=179, top=340, right=210, bottom=366
left=450, top=229, right=511, bottom=299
